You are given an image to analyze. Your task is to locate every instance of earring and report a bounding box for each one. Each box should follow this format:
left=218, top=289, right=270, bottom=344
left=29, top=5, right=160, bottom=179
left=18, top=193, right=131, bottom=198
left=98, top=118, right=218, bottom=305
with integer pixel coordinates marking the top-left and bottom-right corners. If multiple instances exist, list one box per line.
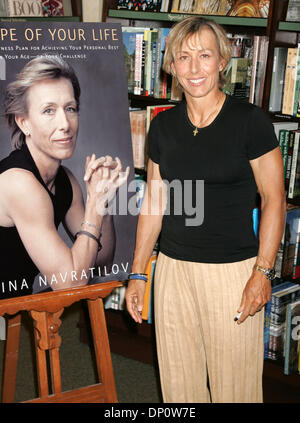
left=25, top=131, right=29, bottom=136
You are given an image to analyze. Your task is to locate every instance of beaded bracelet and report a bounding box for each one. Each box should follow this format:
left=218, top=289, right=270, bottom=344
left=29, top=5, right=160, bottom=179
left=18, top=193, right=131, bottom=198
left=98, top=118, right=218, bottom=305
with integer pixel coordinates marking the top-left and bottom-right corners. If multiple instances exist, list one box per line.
left=75, top=230, right=102, bottom=251
left=128, top=273, right=148, bottom=282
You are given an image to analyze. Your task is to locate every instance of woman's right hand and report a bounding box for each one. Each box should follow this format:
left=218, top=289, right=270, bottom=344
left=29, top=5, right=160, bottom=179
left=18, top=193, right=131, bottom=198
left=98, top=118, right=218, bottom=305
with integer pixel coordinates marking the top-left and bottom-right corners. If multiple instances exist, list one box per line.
left=125, top=279, right=147, bottom=324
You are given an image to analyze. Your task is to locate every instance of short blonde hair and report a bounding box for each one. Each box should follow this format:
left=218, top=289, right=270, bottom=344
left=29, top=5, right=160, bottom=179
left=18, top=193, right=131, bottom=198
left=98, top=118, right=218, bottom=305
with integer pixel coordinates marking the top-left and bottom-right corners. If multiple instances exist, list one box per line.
left=163, top=16, right=232, bottom=88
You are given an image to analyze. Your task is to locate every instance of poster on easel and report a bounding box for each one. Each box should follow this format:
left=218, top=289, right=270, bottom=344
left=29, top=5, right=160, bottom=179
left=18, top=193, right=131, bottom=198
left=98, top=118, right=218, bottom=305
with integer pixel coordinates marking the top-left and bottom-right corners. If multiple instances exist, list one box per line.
left=0, top=22, right=137, bottom=306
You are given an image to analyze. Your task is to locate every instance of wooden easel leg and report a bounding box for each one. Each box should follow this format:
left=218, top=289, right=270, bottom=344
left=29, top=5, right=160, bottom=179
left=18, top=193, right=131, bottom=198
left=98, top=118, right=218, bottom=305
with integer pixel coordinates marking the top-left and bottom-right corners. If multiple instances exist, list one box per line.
left=31, top=311, right=49, bottom=398
left=30, top=309, right=63, bottom=398
left=49, top=348, right=62, bottom=394
left=87, top=298, right=118, bottom=402
left=2, top=313, right=22, bottom=403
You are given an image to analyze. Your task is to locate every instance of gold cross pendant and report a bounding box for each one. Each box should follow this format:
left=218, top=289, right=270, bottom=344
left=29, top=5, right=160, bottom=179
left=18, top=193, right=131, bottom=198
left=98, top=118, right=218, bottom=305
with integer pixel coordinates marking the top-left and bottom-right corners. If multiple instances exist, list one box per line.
left=193, top=127, right=198, bottom=136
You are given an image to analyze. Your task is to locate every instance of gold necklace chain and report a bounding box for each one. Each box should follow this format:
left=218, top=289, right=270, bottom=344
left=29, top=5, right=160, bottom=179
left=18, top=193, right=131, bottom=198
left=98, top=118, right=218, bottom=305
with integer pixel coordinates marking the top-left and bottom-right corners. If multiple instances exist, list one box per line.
left=192, top=94, right=222, bottom=136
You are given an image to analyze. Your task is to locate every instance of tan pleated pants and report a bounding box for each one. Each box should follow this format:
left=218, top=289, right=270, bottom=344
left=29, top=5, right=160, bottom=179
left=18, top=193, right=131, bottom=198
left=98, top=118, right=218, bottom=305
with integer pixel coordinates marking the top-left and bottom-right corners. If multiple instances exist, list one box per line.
left=154, top=252, right=264, bottom=403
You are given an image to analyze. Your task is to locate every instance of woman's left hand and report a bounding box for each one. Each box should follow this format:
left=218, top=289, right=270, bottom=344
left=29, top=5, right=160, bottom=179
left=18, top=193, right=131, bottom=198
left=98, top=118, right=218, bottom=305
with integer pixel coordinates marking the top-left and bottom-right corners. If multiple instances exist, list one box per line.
left=84, top=154, right=130, bottom=215
left=236, top=271, right=271, bottom=324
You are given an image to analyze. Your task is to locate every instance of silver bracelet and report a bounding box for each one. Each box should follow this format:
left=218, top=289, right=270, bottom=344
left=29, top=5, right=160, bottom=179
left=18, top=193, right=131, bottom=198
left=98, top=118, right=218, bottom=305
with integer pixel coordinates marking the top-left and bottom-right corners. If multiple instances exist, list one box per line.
left=81, top=220, right=102, bottom=234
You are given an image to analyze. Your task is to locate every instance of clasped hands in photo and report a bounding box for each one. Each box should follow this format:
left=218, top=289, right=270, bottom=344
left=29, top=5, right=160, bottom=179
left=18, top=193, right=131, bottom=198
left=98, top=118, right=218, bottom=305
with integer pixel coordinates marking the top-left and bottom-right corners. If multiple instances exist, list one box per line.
left=84, top=153, right=130, bottom=215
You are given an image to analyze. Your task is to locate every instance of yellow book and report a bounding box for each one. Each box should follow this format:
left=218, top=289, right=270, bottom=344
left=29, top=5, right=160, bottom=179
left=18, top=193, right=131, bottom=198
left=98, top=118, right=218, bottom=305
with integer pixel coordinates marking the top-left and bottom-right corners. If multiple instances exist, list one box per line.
left=282, top=48, right=298, bottom=116
left=142, top=252, right=157, bottom=320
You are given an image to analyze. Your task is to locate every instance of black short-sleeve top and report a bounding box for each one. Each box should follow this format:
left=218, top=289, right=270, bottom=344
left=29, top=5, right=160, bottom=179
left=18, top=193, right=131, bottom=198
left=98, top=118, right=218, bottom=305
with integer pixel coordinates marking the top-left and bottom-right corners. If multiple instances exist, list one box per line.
left=148, top=94, right=279, bottom=263
left=0, top=143, right=73, bottom=299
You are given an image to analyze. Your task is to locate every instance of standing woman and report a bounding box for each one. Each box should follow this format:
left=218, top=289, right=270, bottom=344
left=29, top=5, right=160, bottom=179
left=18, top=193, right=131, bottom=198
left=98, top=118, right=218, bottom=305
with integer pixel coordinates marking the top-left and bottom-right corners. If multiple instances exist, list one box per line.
left=126, top=16, right=286, bottom=403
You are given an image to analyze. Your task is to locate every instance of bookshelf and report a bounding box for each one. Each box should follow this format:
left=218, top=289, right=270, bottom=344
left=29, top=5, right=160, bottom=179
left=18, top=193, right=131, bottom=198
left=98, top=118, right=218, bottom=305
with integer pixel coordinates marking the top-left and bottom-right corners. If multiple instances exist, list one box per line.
left=108, top=9, right=268, bottom=27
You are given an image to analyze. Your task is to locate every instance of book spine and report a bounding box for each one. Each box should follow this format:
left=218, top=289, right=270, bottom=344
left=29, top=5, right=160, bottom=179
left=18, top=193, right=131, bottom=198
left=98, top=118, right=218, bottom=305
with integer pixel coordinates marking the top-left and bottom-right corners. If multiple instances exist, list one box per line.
left=292, top=230, right=300, bottom=279
left=264, top=299, right=272, bottom=358
left=150, top=31, right=158, bottom=96
left=293, top=43, right=300, bottom=116
left=50, top=0, right=65, bottom=16
left=140, top=35, right=146, bottom=96
left=134, top=33, right=144, bottom=96
left=0, top=0, right=7, bottom=16
left=154, top=29, right=162, bottom=98
left=41, top=0, right=52, bottom=16
left=269, top=47, right=288, bottom=112
left=278, top=129, right=289, bottom=180
left=249, top=36, right=260, bottom=104
left=82, top=0, right=103, bottom=21
left=282, top=48, right=298, bottom=116
left=285, top=130, right=295, bottom=192
left=284, top=303, right=292, bottom=374
left=144, top=29, right=151, bottom=97
left=257, top=37, right=269, bottom=107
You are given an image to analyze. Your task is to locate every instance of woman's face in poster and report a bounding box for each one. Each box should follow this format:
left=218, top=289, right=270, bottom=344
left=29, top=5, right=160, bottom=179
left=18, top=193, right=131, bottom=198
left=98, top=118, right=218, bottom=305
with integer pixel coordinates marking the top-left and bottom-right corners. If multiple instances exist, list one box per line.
left=18, top=77, right=79, bottom=161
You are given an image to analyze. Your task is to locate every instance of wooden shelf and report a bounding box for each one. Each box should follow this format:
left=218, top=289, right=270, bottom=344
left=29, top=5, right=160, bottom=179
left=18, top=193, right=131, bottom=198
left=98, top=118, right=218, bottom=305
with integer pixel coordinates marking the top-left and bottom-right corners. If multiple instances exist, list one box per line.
left=278, top=21, right=300, bottom=32
left=108, top=9, right=268, bottom=27
left=0, top=16, right=81, bottom=22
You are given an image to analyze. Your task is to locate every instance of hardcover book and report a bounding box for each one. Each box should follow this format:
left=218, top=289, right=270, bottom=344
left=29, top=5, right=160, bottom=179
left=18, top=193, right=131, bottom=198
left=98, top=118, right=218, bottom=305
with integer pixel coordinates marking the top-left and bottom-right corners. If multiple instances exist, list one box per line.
left=6, top=0, right=43, bottom=16
left=0, top=0, right=8, bottom=16
left=269, top=47, right=288, bottom=113
left=282, top=48, right=298, bottom=116
left=286, top=0, right=300, bottom=22
left=288, top=130, right=300, bottom=199
left=284, top=299, right=300, bottom=375
left=122, top=27, right=146, bottom=95
left=0, top=22, right=137, bottom=303
left=264, top=281, right=299, bottom=359
left=282, top=205, right=300, bottom=279
left=129, top=109, right=147, bottom=169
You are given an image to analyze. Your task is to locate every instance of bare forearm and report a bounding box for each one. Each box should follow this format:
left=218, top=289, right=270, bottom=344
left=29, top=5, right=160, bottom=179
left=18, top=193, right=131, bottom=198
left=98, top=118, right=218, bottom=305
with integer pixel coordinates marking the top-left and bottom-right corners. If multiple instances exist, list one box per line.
left=131, top=212, right=162, bottom=273
left=256, top=195, right=286, bottom=268
left=95, top=213, right=116, bottom=270
left=52, top=198, right=103, bottom=289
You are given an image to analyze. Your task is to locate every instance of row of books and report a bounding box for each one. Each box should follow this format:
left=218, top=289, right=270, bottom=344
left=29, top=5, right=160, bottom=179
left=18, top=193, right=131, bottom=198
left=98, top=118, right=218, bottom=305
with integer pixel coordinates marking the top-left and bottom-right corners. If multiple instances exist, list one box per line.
left=130, top=103, right=174, bottom=169
left=169, top=0, right=270, bottom=17
left=0, top=0, right=73, bottom=17
left=264, top=280, right=300, bottom=375
left=117, top=0, right=300, bottom=21
left=122, top=25, right=270, bottom=107
left=117, top=0, right=271, bottom=17
left=224, top=35, right=268, bottom=106
left=122, top=26, right=182, bottom=101
left=269, top=45, right=300, bottom=118
left=276, top=122, right=300, bottom=203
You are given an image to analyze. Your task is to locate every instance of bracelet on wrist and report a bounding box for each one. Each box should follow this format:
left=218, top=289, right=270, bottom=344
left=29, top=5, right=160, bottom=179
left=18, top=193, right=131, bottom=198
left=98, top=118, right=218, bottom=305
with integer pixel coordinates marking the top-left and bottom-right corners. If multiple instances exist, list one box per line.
left=75, top=230, right=102, bottom=251
left=81, top=220, right=102, bottom=234
left=128, top=272, right=148, bottom=282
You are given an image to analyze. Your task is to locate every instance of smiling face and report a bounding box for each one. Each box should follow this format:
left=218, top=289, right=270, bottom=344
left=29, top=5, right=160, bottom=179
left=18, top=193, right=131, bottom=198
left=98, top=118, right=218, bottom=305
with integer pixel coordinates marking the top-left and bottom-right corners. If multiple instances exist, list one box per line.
left=171, top=27, right=226, bottom=100
left=17, top=77, right=79, bottom=163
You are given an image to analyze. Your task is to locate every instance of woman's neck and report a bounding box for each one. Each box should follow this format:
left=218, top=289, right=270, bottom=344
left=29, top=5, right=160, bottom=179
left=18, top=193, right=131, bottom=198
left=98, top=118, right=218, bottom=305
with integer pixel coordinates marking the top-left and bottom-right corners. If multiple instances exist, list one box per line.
left=186, top=90, right=225, bottom=127
left=25, top=141, right=61, bottom=191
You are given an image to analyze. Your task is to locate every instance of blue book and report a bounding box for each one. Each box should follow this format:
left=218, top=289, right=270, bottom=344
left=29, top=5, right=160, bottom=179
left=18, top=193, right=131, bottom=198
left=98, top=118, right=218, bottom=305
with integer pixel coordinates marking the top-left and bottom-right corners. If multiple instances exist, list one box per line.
left=252, top=207, right=260, bottom=237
